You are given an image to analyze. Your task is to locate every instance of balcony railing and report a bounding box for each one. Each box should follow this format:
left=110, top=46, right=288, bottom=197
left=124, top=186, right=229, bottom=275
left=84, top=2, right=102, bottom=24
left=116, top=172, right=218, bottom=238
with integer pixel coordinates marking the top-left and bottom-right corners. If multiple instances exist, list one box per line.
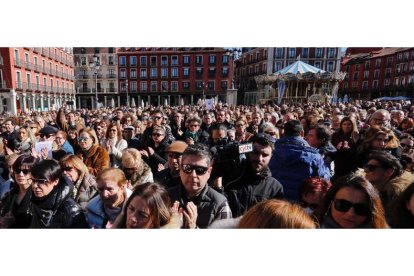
left=106, top=74, right=117, bottom=78
left=0, top=82, right=7, bottom=89
left=15, top=81, right=23, bottom=89
left=15, top=59, right=22, bottom=67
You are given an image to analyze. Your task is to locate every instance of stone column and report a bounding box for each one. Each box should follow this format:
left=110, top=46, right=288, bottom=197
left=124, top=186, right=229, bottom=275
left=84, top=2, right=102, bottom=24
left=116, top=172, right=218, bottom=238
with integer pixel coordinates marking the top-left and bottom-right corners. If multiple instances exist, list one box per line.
left=158, top=95, right=161, bottom=106
left=40, top=94, right=44, bottom=111
left=9, top=89, right=18, bottom=114
left=117, top=95, right=120, bottom=107
left=168, top=95, right=171, bottom=106
left=147, top=95, right=150, bottom=106
left=47, top=94, right=51, bottom=110
left=104, top=96, right=107, bottom=107
left=22, top=93, right=27, bottom=112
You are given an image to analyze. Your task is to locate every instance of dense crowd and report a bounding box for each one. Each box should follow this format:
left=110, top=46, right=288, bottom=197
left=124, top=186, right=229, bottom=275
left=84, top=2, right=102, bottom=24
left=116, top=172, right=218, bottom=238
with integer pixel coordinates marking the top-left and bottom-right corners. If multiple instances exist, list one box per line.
left=1, top=99, right=414, bottom=229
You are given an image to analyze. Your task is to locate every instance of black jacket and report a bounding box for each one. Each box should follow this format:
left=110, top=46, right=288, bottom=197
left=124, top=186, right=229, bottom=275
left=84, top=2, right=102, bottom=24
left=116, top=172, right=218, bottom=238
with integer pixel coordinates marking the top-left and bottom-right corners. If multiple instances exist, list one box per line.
left=30, top=176, right=88, bottom=228
left=154, top=168, right=182, bottom=189
left=168, top=184, right=230, bottom=228
left=0, top=184, right=32, bottom=228
left=223, top=161, right=284, bottom=217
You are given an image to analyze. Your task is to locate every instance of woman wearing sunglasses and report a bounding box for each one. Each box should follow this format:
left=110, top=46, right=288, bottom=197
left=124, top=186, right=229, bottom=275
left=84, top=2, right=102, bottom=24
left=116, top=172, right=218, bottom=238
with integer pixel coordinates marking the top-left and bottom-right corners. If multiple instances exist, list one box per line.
left=140, top=126, right=168, bottom=174
left=0, top=155, right=37, bottom=228
left=30, top=159, right=88, bottom=228
left=59, top=154, right=98, bottom=213
left=76, top=127, right=110, bottom=177
left=315, top=173, right=388, bottom=229
left=101, top=123, right=127, bottom=168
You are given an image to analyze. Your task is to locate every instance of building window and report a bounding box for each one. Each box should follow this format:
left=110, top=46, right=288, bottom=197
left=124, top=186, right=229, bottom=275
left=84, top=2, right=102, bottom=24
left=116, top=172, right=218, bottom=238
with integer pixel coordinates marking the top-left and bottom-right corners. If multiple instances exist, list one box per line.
left=222, top=67, right=229, bottom=76
left=353, top=72, right=359, bottom=81
left=363, top=70, right=369, bottom=80
left=275, top=62, right=282, bottom=72
left=140, top=56, right=147, bottom=66
left=171, top=81, right=178, bottom=91
left=374, top=70, right=380, bottom=79
left=208, top=67, right=216, bottom=77
left=209, top=55, right=216, bottom=65
left=131, top=81, right=137, bottom=92
left=196, top=55, right=203, bottom=65
left=151, top=68, right=157, bottom=78
left=208, top=81, right=215, bottom=90
left=302, top=48, right=309, bottom=58
left=364, top=61, right=370, bottom=70
left=183, top=68, right=190, bottom=77
left=161, top=68, right=168, bottom=78
left=196, top=67, right=203, bottom=78
left=140, top=81, right=147, bottom=92
left=314, top=61, right=321, bottom=69
left=387, top=57, right=393, bottom=67
left=183, top=82, right=190, bottom=90
left=222, top=55, right=229, bottom=64
left=362, top=81, right=368, bottom=89
left=120, top=69, right=126, bottom=78
left=255, top=52, right=259, bottom=61
left=108, top=56, right=114, bottom=65
left=183, top=55, right=190, bottom=65
left=328, top=48, right=336, bottom=58
left=150, top=56, right=157, bottom=66
left=171, top=56, right=178, bottom=66
left=288, top=48, right=296, bottom=58
left=161, top=56, right=168, bottom=66
left=254, top=65, right=259, bottom=74
left=140, top=68, right=147, bottom=78
left=161, top=81, right=168, bottom=91
left=151, top=81, right=157, bottom=92
left=171, top=67, right=178, bottom=78
left=316, top=48, right=323, bottom=58
left=262, top=63, right=267, bottom=73
left=130, top=56, right=137, bottom=66
left=375, top=59, right=381, bottom=68
left=221, top=80, right=228, bottom=89
left=119, top=56, right=126, bottom=66
left=130, top=68, right=137, bottom=78
left=343, top=82, right=348, bottom=89
left=275, top=48, right=283, bottom=59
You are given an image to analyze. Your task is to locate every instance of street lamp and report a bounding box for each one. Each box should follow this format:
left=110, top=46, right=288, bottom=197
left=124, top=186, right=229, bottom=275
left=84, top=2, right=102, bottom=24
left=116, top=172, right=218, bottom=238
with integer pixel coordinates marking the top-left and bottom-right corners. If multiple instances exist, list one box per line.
left=125, top=79, right=129, bottom=107
left=89, top=55, right=100, bottom=109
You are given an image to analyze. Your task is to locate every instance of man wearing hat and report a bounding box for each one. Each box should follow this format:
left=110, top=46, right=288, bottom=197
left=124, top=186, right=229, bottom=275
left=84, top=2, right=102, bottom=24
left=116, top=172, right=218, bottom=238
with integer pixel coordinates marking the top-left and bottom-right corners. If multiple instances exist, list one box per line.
left=154, top=141, right=188, bottom=189
left=122, top=125, right=141, bottom=149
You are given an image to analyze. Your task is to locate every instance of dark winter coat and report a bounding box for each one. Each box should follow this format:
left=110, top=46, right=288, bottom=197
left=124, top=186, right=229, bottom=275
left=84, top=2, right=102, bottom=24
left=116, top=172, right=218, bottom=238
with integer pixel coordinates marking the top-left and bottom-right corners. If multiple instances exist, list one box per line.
left=0, top=184, right=32, bottom=228
left=30, top=176, right=88, bottom=228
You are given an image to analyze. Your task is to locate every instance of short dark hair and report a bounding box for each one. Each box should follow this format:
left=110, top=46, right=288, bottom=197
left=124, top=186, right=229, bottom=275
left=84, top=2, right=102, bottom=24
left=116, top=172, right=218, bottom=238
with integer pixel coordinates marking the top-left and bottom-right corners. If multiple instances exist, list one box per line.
left=312, top=124, right=332, bottom=144
left=31, top=159, right=62, bottom=182
left=284, top=120, right=303, bottom=137
left=182, top=144, right=213, bottom=167
left=249, top=135, right=275, bottom=151
left=368, top=151, right=403, bottom=178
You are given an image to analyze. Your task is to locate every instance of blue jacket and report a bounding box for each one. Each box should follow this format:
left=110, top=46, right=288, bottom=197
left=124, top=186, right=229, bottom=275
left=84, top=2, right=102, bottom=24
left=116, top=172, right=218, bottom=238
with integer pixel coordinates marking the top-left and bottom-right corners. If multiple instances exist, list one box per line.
left=62, top=140, right=74, bottom=155
left=269, top=136, right=331, bottom=202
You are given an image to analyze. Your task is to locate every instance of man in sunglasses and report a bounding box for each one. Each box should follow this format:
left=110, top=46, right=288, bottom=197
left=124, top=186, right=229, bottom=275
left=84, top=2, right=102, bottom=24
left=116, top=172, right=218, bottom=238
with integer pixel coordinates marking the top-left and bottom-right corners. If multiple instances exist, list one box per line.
left=364, top=151, right=414, bottom=219
left=154, top=141, right=188, bottom=189
left=168, top=144, right=232, bottom=228
left=215, top=135, right=284, bottom=217
left=140, top=110, right=175, bottom=148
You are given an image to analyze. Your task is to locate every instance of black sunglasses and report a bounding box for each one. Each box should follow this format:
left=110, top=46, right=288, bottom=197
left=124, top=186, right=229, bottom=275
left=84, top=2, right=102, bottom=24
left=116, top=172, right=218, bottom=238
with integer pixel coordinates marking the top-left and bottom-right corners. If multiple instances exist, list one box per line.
left=333, top=199, right=370, bottom=216
left=401, top=143, right=413, bottom=149
left=62, top=166, right=74, bottom=172
left=15, top=168, right=31, bottom=175
left=181, top=164, right=209, bottom=176
left=364, top=164, right=383, bottom=172
left=152, top=133, right=163, bottom=137
left=40, top=133, right=54, bottom=138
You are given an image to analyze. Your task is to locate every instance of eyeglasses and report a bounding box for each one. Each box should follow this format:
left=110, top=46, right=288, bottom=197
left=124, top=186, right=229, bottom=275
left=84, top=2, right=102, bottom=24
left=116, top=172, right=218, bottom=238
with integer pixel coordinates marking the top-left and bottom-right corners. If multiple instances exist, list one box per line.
left=62, top=166, right=74, bottom=172
left=32, top=178, right=49, bottom=186
left=364, top=164, right=383, bottom=172
left=181, top=164, right=209, bottom=176
left=333, top=199, right=370, bottom=216
left=153, top=116, right=162, bottom=120
left=265, top=131, right=277, bottom=136
left=236, top=124, right=244, bottom=127
left=110, top=129, right=117, bottom=132
left=401, top=143, right=413, bottom=149
left=15, top=168, right=31, bottom=175
left=189, top=124, right=199, bottom=127
left=55, top=136, right=64, bottom=140
left=40, top=133, right=55, bottom=139
left=276, top=125, right=284, bottom=129
left=152, top=133, right=163, bottom=137
left=78, top=136, right=90, bottom=142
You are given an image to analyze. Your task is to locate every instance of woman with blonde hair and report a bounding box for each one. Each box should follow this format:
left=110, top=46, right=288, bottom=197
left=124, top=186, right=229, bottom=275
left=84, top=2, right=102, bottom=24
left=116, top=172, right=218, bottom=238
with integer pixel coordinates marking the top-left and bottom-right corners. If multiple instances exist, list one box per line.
left=238, top=199, right=317, bottom=229
left=76, top=127, right=109, bottom=177
left=59, top=154, right=98, bottom=212
left=121, top=148, right=153, bottom=189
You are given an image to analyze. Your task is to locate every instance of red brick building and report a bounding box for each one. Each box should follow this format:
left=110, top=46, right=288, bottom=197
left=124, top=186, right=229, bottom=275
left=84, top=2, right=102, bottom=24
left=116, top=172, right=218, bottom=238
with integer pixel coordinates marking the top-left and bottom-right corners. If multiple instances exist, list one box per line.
left=0, top=47, right=75, bottom=113
left=339, top=47, right=414, bottom=100
left=116, top=47, right=235, bottom=106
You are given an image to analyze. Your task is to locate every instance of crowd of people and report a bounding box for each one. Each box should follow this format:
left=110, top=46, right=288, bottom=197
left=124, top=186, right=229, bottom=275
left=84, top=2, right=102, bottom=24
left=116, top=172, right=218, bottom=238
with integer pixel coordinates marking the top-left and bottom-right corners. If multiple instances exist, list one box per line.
left=1, top=99, right=414, bottom=229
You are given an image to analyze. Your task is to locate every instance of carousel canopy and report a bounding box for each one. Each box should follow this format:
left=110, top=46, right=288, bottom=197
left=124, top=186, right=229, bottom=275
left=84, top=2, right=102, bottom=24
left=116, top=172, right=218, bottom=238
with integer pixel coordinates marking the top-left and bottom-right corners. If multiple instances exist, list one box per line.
left=275, top=60, right=325, bottom=75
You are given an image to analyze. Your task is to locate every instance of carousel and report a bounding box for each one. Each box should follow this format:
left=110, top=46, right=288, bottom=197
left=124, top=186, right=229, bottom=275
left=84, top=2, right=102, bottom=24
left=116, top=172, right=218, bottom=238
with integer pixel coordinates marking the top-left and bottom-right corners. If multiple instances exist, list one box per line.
left=252, top=60, right=346, bottom=105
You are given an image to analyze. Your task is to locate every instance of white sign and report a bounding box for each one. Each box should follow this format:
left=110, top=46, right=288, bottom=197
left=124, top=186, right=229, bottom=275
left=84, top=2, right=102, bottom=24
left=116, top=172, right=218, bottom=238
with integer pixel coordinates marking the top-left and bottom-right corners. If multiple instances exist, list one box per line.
left=308, top=94, right=324, bottom=103
left=35, top=141, right=54, bottom=159
left=205, top=99, right=214, bottom=110
left=239, top=143, right=253, bottom=154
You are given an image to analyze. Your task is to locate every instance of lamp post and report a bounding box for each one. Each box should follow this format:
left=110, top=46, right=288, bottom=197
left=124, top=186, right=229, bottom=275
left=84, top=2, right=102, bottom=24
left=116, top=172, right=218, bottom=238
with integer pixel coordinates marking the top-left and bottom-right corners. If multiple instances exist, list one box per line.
left=89, top=55, right=100, bottom=109
left=126, top=79, right=129, bottom=107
